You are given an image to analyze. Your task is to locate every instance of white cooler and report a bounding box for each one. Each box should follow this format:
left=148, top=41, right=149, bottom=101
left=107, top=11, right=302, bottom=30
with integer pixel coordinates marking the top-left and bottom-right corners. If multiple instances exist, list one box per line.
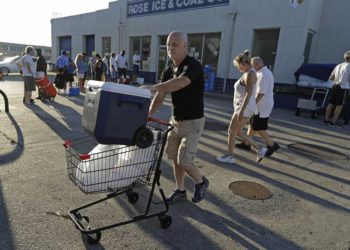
left=82, top=81, right=151, bottom=146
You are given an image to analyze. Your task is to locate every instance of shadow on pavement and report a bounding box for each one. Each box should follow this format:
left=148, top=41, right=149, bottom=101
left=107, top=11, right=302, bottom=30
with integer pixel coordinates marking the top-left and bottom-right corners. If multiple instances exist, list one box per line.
left=0, top=112, right=24, bottom=164
left=258, top=160, right=350, bottom=200
left=30, top=101, right=84, bottom=141
left=81, top=233, right=105, bottom=250
left=110, top=160, right=303, bottom=250
left=62, top=93, right=85, bottom=107
left=197, top=139, right=350, bottom=213
left=0, top=180, right=15, bottom=249
left=225, top=156, right=350, bottom=214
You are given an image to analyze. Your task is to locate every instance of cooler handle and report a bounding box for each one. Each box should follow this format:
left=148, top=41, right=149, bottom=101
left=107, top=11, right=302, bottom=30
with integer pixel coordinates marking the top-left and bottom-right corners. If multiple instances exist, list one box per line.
left=116, top=95, right=145, bottom=109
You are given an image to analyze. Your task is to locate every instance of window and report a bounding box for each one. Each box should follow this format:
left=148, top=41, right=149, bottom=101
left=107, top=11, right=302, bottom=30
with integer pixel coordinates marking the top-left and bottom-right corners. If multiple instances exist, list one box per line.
left=84, top=35, right=95, bottom=57
left=59, top=36, right=72, bottom=55
left=303, top=30, right=315, bottom=64
left=130, top=36, right=151, bottom=71
left=188, top=34, right=203, bottom=62
left=158, top=35, right=169, bottom=78
left=156, top=33, right=221, bottom=78
left=202, top=33, right=220, bottom=72
left=188, top=33, right=221, bottom=72
left=102, top=37, right=111, bottom=55
left=252, top=29, right=280, bottom=71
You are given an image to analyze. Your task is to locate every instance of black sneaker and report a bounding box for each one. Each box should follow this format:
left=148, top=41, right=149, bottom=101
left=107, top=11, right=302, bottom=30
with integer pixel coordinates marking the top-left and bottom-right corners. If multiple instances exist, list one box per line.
left=235, top=142, right=251, bottom=151
left=328, top=122, right=342, bottom=128
left=192, top=177, right=209, bottom=203
left=323, top=120, right=330, bottom=125
left=265, top=143, right=280, bottom=157
left=166, top=189, right=187, bottom=204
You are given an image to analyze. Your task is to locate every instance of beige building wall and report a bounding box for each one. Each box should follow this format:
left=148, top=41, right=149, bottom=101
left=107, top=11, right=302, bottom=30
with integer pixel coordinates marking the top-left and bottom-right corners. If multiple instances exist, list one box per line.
left=310, top=0, right=350, bottom=64
left=51, top=0, right=350, bottom=84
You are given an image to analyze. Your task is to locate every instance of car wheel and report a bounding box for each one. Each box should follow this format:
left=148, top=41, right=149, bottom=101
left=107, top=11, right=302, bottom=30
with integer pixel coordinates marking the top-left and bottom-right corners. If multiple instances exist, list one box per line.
left=0, top=67, right=10, bottom=76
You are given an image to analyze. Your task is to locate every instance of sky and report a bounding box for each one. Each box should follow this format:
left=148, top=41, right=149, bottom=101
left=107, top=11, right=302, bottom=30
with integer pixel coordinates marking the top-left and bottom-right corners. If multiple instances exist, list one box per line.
left=0, top=0, right=113, bottom=47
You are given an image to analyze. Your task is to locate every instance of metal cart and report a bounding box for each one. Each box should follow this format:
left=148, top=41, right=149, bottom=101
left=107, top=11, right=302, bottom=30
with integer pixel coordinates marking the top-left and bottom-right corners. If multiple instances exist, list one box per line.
left=295, top=87, right=329, bottom=119
left=63, top=117, right=173, bottom=245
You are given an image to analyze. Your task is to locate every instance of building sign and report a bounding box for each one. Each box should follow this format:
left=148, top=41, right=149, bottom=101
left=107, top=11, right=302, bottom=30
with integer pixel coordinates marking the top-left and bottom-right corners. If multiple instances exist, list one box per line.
left=127, top=0, right=229, bottom=17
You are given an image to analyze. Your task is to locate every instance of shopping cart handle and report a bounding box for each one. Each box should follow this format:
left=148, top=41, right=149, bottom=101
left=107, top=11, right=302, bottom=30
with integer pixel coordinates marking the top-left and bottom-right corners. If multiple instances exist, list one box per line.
left=63, top=140, right=72, bottom=148
left=148, top=117, right=171, bottom=126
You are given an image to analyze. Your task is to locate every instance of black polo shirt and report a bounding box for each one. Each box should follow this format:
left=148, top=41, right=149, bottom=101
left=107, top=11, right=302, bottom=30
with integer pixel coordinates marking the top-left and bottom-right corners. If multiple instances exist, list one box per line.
left=161, top=55, right=204, bottom=121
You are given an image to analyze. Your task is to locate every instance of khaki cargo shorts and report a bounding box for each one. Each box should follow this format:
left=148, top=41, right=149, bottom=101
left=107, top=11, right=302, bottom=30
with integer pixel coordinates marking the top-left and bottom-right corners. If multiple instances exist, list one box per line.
left=165, top=117, right=205, bottom=166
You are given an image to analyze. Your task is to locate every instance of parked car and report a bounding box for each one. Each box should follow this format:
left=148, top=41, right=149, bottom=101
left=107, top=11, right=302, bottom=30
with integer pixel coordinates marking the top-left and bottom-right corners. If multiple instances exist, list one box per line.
left=0, top=55, right=22, bottom=75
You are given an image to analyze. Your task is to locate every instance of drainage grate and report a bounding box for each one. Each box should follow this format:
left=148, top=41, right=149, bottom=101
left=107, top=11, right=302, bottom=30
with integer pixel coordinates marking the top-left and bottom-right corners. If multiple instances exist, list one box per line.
left=204, top=121, right=228, bottom=131
left=287, top=143, right=348, bottom=161
left=229, top=181, right=272, bottom=200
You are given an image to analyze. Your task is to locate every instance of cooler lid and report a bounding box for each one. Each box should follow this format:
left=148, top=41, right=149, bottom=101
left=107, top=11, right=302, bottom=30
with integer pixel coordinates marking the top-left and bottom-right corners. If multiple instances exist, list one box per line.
left=87, top=80, right=151, bottom=98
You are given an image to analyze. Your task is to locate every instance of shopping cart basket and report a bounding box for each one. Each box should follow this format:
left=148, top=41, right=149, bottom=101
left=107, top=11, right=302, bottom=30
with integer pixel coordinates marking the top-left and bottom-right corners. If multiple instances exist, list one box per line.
left=63, top=117, right=173, bottom=245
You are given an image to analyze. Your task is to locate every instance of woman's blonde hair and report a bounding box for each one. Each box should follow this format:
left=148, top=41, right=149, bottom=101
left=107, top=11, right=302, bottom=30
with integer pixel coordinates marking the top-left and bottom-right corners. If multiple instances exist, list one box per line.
left=234, top=49, right=251, bottom=67
left=75, top=53, right=83, bottom=65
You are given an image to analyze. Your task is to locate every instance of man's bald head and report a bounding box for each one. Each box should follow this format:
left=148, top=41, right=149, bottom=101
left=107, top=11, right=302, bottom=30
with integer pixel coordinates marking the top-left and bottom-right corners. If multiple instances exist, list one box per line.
left=168, top=31, right=188, bottom=44
left=167, top=31, right=188, bottom=65
left=251, top=57, right=264, bottom=71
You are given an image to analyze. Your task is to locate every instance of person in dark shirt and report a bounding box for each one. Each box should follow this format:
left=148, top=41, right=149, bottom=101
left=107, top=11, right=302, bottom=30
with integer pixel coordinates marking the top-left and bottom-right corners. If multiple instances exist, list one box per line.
left=35, top=48, right=47, bottom=99
left=66, top=51, right=76, bottom=89
left=36, top=48, right=47, bottom=75
left=142, top=31, right=209, bottom=204
left=94, top=54, right=103, bottom=81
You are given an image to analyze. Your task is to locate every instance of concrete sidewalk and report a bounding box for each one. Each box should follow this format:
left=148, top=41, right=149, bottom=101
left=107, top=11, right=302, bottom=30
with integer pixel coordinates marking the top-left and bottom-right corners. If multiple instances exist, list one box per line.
left=0, top=80, right=349, bottom=250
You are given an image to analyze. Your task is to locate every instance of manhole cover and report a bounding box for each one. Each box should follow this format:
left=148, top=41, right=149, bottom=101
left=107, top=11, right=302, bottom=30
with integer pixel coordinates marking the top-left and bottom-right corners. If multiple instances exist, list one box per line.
left=287, top=143, right=348, bottom=161
left=204, top=121, right=228, bottom=131
left=229, top=181, right=272, bottom=200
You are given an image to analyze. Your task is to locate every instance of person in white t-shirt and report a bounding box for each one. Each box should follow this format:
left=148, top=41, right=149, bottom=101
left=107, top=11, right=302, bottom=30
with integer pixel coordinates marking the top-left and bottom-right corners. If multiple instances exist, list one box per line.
left=238, top=57, right=280, bottom=156
left=132, top=50, right=141, bottom=84
left=16, top=46, right=37, bottom=106
left=109, top=52, right=118, bottom=82
left=116, top=50, right=128, bottom=79
left=324, top=50, right=350, bottom=128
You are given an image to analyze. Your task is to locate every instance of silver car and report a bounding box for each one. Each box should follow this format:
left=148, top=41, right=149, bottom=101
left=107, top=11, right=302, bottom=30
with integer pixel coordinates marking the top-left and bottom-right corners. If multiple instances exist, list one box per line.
left=0, top=55, right=22, bottom=75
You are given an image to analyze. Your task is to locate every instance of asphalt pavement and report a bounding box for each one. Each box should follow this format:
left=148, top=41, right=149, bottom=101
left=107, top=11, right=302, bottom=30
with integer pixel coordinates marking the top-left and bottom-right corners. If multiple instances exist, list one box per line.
left=0, top=79, right=349, bottom=250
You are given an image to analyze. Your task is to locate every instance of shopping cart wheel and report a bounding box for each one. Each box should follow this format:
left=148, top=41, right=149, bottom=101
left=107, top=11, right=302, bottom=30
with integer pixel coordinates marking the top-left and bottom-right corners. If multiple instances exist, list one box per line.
left=75, top=215, right=90, bottom=230
left=134, top=127, right=154, bottom=148
left=82, top=216, right=89, bottom=223
left=127, top=191, right=139, bottom=204
left=86, top=231, right=102, bottom=245
left=49, top=97, right=54, bottom=102
left=311, top=111, right=318, bottom=119
left=159, top=214, right=172, bottom=229
left=295, top=108, right=301, bottom=116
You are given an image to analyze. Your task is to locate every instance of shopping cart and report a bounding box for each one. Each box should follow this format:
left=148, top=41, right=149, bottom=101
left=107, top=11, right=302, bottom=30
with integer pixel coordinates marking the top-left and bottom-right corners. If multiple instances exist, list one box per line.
left=63, top=117, right=173, bottom=245
left=295, top=87, right=329, bottom=119
left=35, top=75, right=57, bottom=102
